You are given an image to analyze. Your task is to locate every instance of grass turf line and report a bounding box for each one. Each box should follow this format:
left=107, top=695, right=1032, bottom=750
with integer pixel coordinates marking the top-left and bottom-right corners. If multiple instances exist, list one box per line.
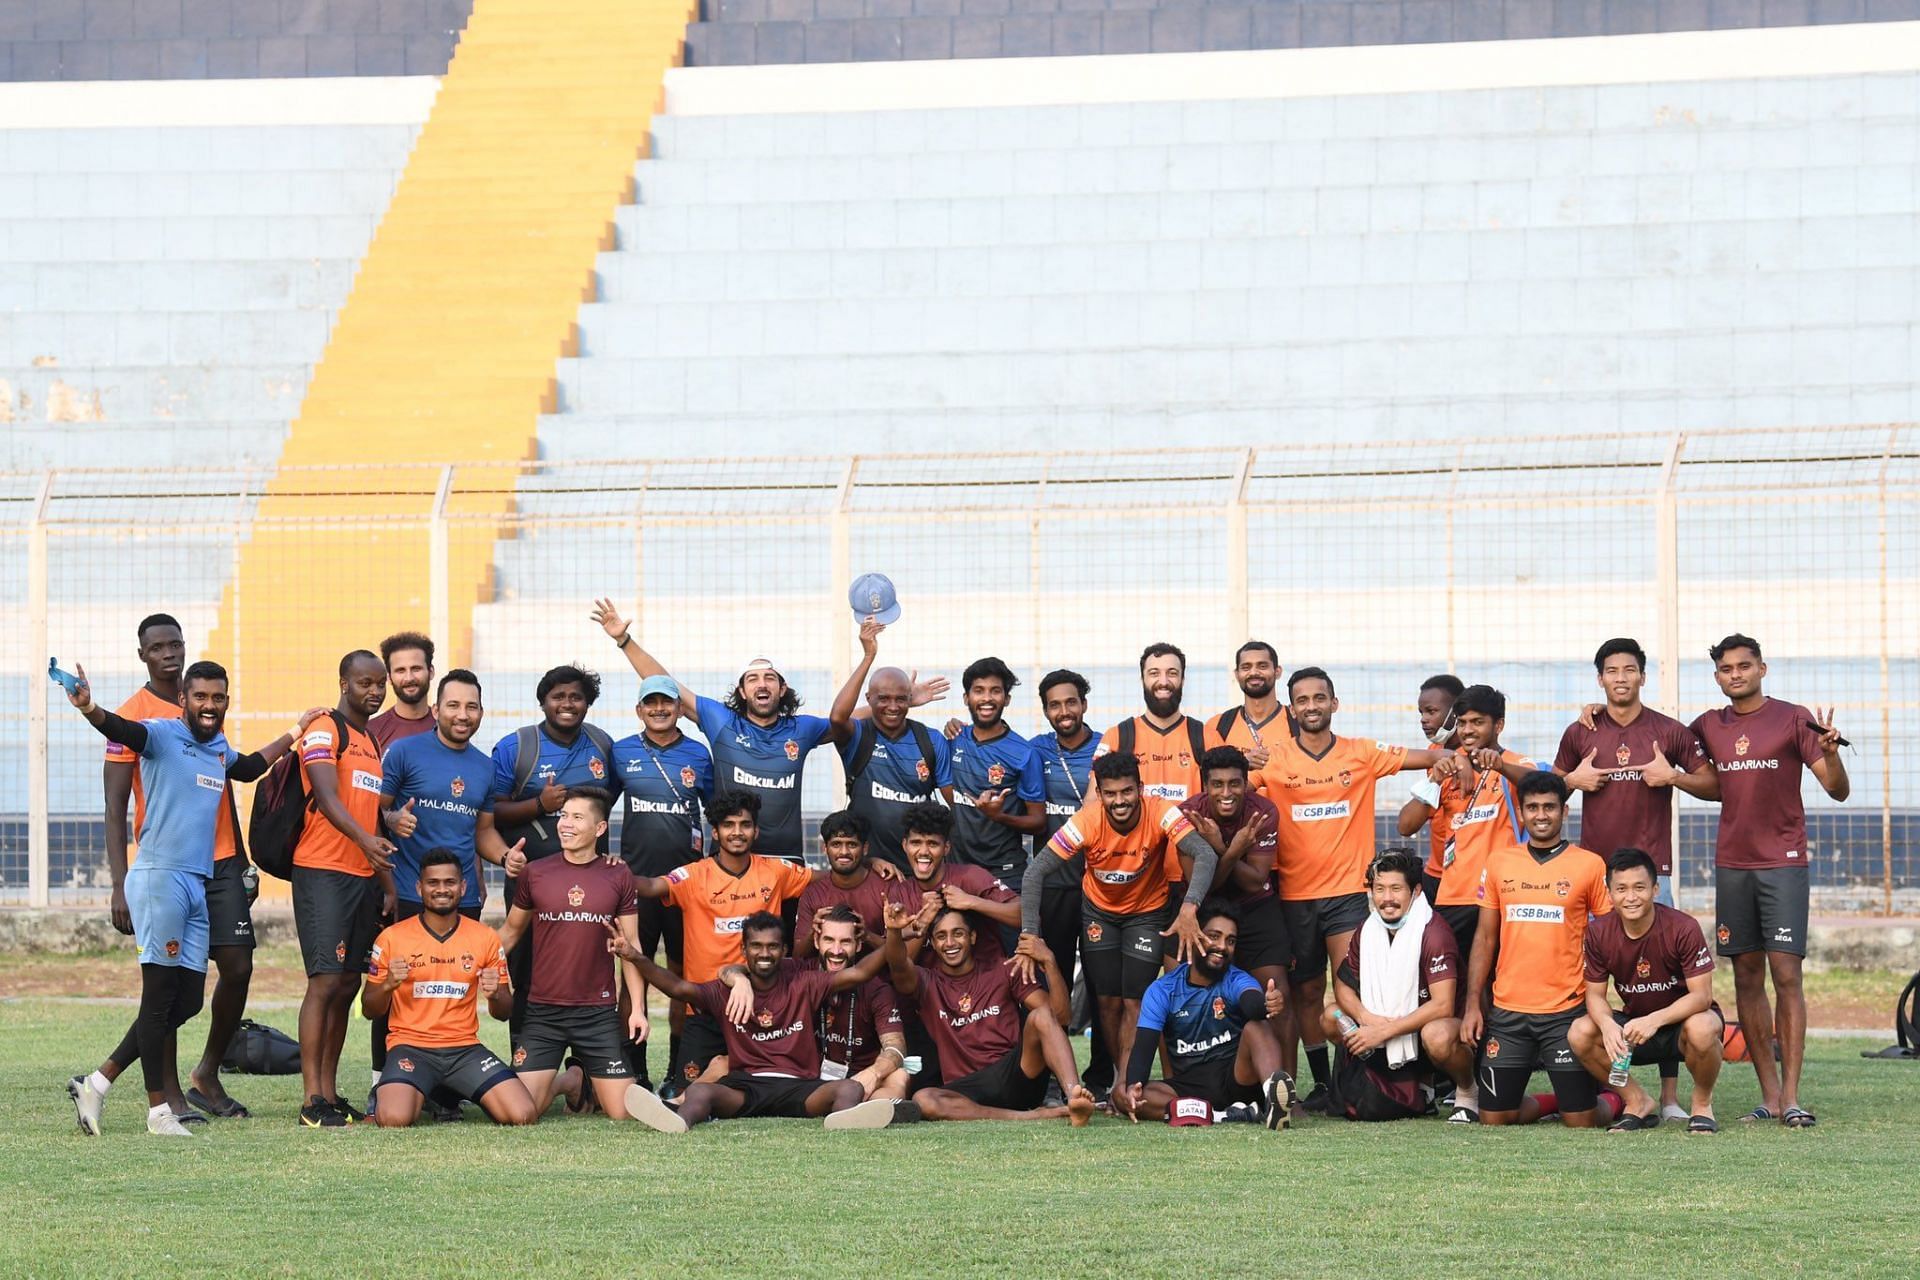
left=1, top=999, right=1914, bottom=1279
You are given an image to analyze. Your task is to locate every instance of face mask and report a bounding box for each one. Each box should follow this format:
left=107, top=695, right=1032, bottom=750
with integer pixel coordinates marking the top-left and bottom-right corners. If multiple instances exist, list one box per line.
left=1379, top=911, right=1409, bottom=933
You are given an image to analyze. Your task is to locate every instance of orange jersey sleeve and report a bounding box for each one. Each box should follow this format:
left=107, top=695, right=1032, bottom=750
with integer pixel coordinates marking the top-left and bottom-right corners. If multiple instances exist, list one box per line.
left=293, top=719, right=383, bottom=876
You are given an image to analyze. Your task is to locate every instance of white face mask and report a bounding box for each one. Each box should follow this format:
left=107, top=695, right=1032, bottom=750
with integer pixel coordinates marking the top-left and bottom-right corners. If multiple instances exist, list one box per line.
left=1379, top=911, right=1410, bottom=933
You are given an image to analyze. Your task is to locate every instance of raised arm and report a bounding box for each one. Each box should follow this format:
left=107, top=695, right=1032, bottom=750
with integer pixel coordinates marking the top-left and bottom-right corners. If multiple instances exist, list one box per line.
left=1810, top=707, right=1850, bottom=801
left=593, top=597, right=697, bottom=720
left=65, top=662, right=149, bottom=754
left=606, top=921, right=701, bottom=1002
left=881, top=901, right=922, bottom=997
left=826, top=943, right=892, bottom=993
left=828, top=619, right=884, bottom=747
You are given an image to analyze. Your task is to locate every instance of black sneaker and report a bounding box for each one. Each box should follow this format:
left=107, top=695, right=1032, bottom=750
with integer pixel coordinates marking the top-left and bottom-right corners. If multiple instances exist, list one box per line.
left=1220, top=1102, right=1263, bottom=1124
left=330, top=1097, right=365, bottom=1125
left=1041, top=1081, right=1067, bottom=1109
left=300, top=1096, right=347, bottom=1129
left=430, top=1100, right=463, bottom=1123
left=1300, top=1083, right=1334, bottom=1115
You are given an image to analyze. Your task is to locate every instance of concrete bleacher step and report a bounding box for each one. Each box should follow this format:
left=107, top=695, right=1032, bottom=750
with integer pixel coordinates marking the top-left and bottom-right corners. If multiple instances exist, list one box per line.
left=0, top=216, right=383, bottom=263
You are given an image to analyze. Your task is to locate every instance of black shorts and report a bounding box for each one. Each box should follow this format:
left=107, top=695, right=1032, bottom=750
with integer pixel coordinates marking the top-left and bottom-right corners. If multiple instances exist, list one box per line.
left=378, top=1042, right=517, bottom=1102
left=941, top=1043, right=1047, bottom=1111
left=1080, top=898, right=1170, bottom=1001
left=1479, top=1006, right=1595, bottom=1114
left=1715, top=866, right=1809, bottom=957
left=680, top=1011, right=726, bottom=1084
left=1435, top=902, right=1480, bottom=974
left=514, top=1002, right=634, bottom=1079
left=292, top=865, right=379, bottom=976
left=1612, top=1008, right=1722, bottom=1065
left=717, top=1072, right=830, bottom=1118
left=635, top=898, right=684, bottom=969
left=1166, top=1054, right=1260, bottom=1110
left=205, top=856, right=255, bottom=951
left=1281, top=892, right=1369, bottom=977
left=1231, top=895, right=1292, bottom=972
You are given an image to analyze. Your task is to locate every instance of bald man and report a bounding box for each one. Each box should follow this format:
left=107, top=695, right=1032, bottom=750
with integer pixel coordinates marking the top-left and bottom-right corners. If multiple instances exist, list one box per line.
left=832, top=623, right=953, bottom=870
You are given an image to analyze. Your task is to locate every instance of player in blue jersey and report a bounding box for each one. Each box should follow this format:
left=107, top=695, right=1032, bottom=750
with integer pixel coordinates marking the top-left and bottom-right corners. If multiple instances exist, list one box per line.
left=373, top=668, right=503, bottom=1115
left=833, top=620, right=953, bottom=869
left=1114, top=900, right=1294, bottom=1129
left=1027, top=668, right=1115, bottom=1095
left=593, top=598, right=947, bottom=863
left=949, top=657, right=1046, bottom=896
left=62, top=661, right=320, bottom=1137
left=610, top=672, right=714, bottom=1089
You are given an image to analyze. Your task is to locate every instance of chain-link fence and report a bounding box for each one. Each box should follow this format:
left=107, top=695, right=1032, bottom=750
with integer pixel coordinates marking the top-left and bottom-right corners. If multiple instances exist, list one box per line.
left=7, top=426, right=1912, bottom=912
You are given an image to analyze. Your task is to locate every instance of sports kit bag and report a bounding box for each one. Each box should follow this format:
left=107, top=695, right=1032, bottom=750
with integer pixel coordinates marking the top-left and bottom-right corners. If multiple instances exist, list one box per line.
left=1329, top=1045, right=1429, bottom=1121
left=219, top=1018, right=301, bottom=1075
left=246, top=710, right=347, bottom=880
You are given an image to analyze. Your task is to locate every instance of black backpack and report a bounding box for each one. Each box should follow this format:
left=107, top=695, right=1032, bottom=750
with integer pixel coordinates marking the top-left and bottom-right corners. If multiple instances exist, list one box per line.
left=247, top=709, right=347, bottom=880
left=845, top=719, right=940, bottom=795
left=220, top=1018, right=301, bottom=1075
left=1329, top=1045, right=1430, bottom=1121
left=497, top=722, right=616, bottom=854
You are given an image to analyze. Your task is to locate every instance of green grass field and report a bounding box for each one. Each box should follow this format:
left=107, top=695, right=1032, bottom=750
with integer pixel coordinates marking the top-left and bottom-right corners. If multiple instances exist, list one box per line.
left=4, top=999, right=1917, bottom=1278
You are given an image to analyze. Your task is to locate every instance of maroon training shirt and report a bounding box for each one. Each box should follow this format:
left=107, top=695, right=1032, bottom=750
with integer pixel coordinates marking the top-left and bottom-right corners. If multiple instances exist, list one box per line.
left=691, top=959, right=835, bottom=1077
left=1689, top=699, right=1826, bottom=871
left=1583, top=903, right=1718, bottom=1019
left=1336, top=914, right=1460, bottom=1007
left=908, top=863, right=1018, bottom=967
left=809, top=959, right=903, bottom=1073
left=512, top=855, right=638, bottom=1006
left=1178, top=792, right=1280, bottom=904
left=797, top=868, right=920, bottom=951
left=369, top=707, right=437, bottom=755
left=911, top=961, right=1040, bottom=1079
left=1554, top=706, right=1707, bottom=873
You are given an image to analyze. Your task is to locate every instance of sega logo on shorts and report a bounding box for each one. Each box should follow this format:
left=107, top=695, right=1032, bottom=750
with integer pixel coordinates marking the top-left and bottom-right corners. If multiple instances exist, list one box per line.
left=411, top=980, right=470, bottom=999
left=350, top=770, right=382, bottom=794
left=1291, top=801, right=1351, bottom=822
left=1504, top=904, right=1565, bottom=923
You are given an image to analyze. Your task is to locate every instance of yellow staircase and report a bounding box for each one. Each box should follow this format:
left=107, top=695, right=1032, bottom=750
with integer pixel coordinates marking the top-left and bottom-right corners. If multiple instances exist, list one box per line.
left=206, top=0, right=693, bottom=732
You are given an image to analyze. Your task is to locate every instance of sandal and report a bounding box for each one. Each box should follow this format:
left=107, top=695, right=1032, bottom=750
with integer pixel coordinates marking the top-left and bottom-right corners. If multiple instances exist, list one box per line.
left=1740, top=1105, right=1774, bottom=1122
left=186, top=1087, right=250, bottom=1119
left=1607, top=1111, right=1659, bottom=1132
left=1783, top=1106, right=1817, bottom=1128
left=1446, top=1105, right=1478, bottom=1124
left=1687, top=1114, right=1719, bottom=1134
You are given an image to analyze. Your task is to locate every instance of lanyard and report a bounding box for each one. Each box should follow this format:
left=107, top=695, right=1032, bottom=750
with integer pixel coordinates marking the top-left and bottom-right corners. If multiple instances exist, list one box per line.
left=1056, top=736, right=1087, bottom=805
left=1443, top=751, right=1500, bottom=869
left=642, top=738, right=691, bottom=806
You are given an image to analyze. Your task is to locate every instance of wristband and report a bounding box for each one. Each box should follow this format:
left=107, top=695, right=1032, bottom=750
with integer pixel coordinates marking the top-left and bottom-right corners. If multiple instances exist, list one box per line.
left=288, top=721, right=309, bottom=741
left=612, top=629, right=632, bottom=648
left=1411, top=778, right=1441, bottom=808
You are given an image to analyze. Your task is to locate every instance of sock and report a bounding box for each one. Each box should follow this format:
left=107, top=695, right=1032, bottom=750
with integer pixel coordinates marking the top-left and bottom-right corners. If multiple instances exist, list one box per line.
left=1305, top=1044, right=1331, bottom=1087
left=1531, top=1091, right=1560, bottom=1118
left=89, top=1070, right=113, bottom=1097
left=1454, top=1083, right=1478, bottom=1110
left=148, top=1102, right=171, bottom=1121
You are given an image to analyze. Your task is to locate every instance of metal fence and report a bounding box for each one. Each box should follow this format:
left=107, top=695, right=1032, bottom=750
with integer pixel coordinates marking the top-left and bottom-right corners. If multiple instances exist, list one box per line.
left=6, top=425, right=1914, bottom=912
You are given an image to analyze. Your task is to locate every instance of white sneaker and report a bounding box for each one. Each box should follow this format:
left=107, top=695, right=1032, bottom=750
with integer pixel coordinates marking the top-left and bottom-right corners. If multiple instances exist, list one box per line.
left=67, top=1075, right=103, bottom=1136
left=1261, top=1069, right=1295, bottom=1130
left=623, top=1085, right=688, bottom=1134
left=146, top=1107, right=195, bottom=1138
left=824, top=1098, right=898, bottom=1131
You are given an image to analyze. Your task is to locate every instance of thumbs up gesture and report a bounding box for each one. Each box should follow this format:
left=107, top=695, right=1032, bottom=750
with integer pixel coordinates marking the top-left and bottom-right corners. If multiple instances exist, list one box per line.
left=387, top=797, right=418, bottom=838
left=1264, top=977, right=1287, bottom=1020
left=1640, top=741, right=1679, bottom=788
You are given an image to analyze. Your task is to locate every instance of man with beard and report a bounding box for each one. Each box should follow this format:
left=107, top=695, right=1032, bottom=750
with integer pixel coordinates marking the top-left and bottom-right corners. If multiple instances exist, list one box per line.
left=1115, top=900, right=1293, bottom=1127
left=1180, top=747, right=1289, bottom=1049
left=487, top=664, right=617, bottom=1036
left=292, top=650, right=400, bottom=1127
left=1029, top=668, right=1114, bottom=1093
left=1206, top=641, right=1288, bottom=770
left=63, top=662, right=317, bottom=1137
left=1097, top=643, right=1208, bottom=923
left=593, top=598, right=945, bottom=863
left=613, top=911, right=890, bottom=1129
left=794, top=811, right=918, bottom=958
left=949, top=657, right=1046, bottom=895
left=833, top=620, right=952, bottom=869
left=834, top=902, right=1095, bottom=1127
left=1021, top=753, right=1219, bottom=1088
left=370, top=632, right=437, bottom=752
left=610, top=673, right=712, bottom=1090
left=1252, top=667, right=1453, bottom=1112
left=374, top=669, right=502, bottom=1115
left=101, top=614, right=255, bottom=1124
left=808, top=905, right=909, bottom=1102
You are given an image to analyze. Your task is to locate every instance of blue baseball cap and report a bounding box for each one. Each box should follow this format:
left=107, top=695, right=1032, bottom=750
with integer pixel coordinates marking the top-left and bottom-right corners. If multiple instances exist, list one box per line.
left=637, top=675, right=680, bottom=703
left=848, top=572, right=902, bottom=624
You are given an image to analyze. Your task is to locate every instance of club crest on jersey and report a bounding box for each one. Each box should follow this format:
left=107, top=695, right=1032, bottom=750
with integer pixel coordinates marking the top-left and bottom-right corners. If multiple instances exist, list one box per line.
left=568, top=884, right=586, bottom=908
left=756, top=1009, right=775, bottom=1027
left=1717, top=923, right=1731, bottom=945
left=589, top=756, right=606, bottom=779
left=335, top=941, right=347, bottom=962
left=1086, top=922, right=1104, bottom=943
left=680, top=765, right=698, bottom=788
left=1615, top=743, right=1631, bottom=767
left=916, top=758, right=930, bottom=783
left=459, top=952, right=474, bottom=972
left=1735, top=734, right=1750, bottom=757
left=958, top=994, right=974, bottom=1014
left=987, top=763, right=1006, bottom=786
left=1555, top=880, right=1570, bottom=898
left=1636, top=958, right=1652, bottom=978
left=1211, top=996, right=1225, bottom=1019
left=784, top=739, right=800, bottom=761
left=1178, top=752, right=1192, bottom=770
left=165, top=939, right=180, bottom=958
left=1338, top=769, right=1352, bottom=788
left=512, top=1046, right=527, bottom=1067
left=1485, top=1038, right=1501, bottom=1060
left=398, top=1057, right=414, bottom=1073
left=450, top=775, right=466, bottom=798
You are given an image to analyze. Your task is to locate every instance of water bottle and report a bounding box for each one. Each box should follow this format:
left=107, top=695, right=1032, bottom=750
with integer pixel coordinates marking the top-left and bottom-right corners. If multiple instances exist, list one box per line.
left=1334, top=1010, right=1375, bottom=1060
left=1607, top=1049, right=1632, bottom=1088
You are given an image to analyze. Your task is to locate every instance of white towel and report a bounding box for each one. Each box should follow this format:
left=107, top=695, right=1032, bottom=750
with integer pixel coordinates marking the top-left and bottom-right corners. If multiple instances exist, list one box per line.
left=1358, top=890, right=1433, bottom=1070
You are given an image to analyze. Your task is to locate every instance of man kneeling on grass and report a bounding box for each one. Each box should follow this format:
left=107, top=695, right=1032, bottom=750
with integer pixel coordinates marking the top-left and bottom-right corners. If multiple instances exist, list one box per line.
left=612, top=911, right=890, bottom=1131
left=827, top=899, right=1094, bottom=1128
left=362, top=850, right=537, bottom=1127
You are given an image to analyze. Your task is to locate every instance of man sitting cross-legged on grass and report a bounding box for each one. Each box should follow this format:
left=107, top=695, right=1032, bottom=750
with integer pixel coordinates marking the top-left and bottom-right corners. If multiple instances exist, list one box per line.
left=1570, top=848, right=1724, bottom=1134
left=362, top=849, right=537, bottom=1128
left=830, top=899, right=1095, bottom=1128
left=612, top=911, right=890, bottom=1131
left=1113, top=899, right=1295, bottom=1130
